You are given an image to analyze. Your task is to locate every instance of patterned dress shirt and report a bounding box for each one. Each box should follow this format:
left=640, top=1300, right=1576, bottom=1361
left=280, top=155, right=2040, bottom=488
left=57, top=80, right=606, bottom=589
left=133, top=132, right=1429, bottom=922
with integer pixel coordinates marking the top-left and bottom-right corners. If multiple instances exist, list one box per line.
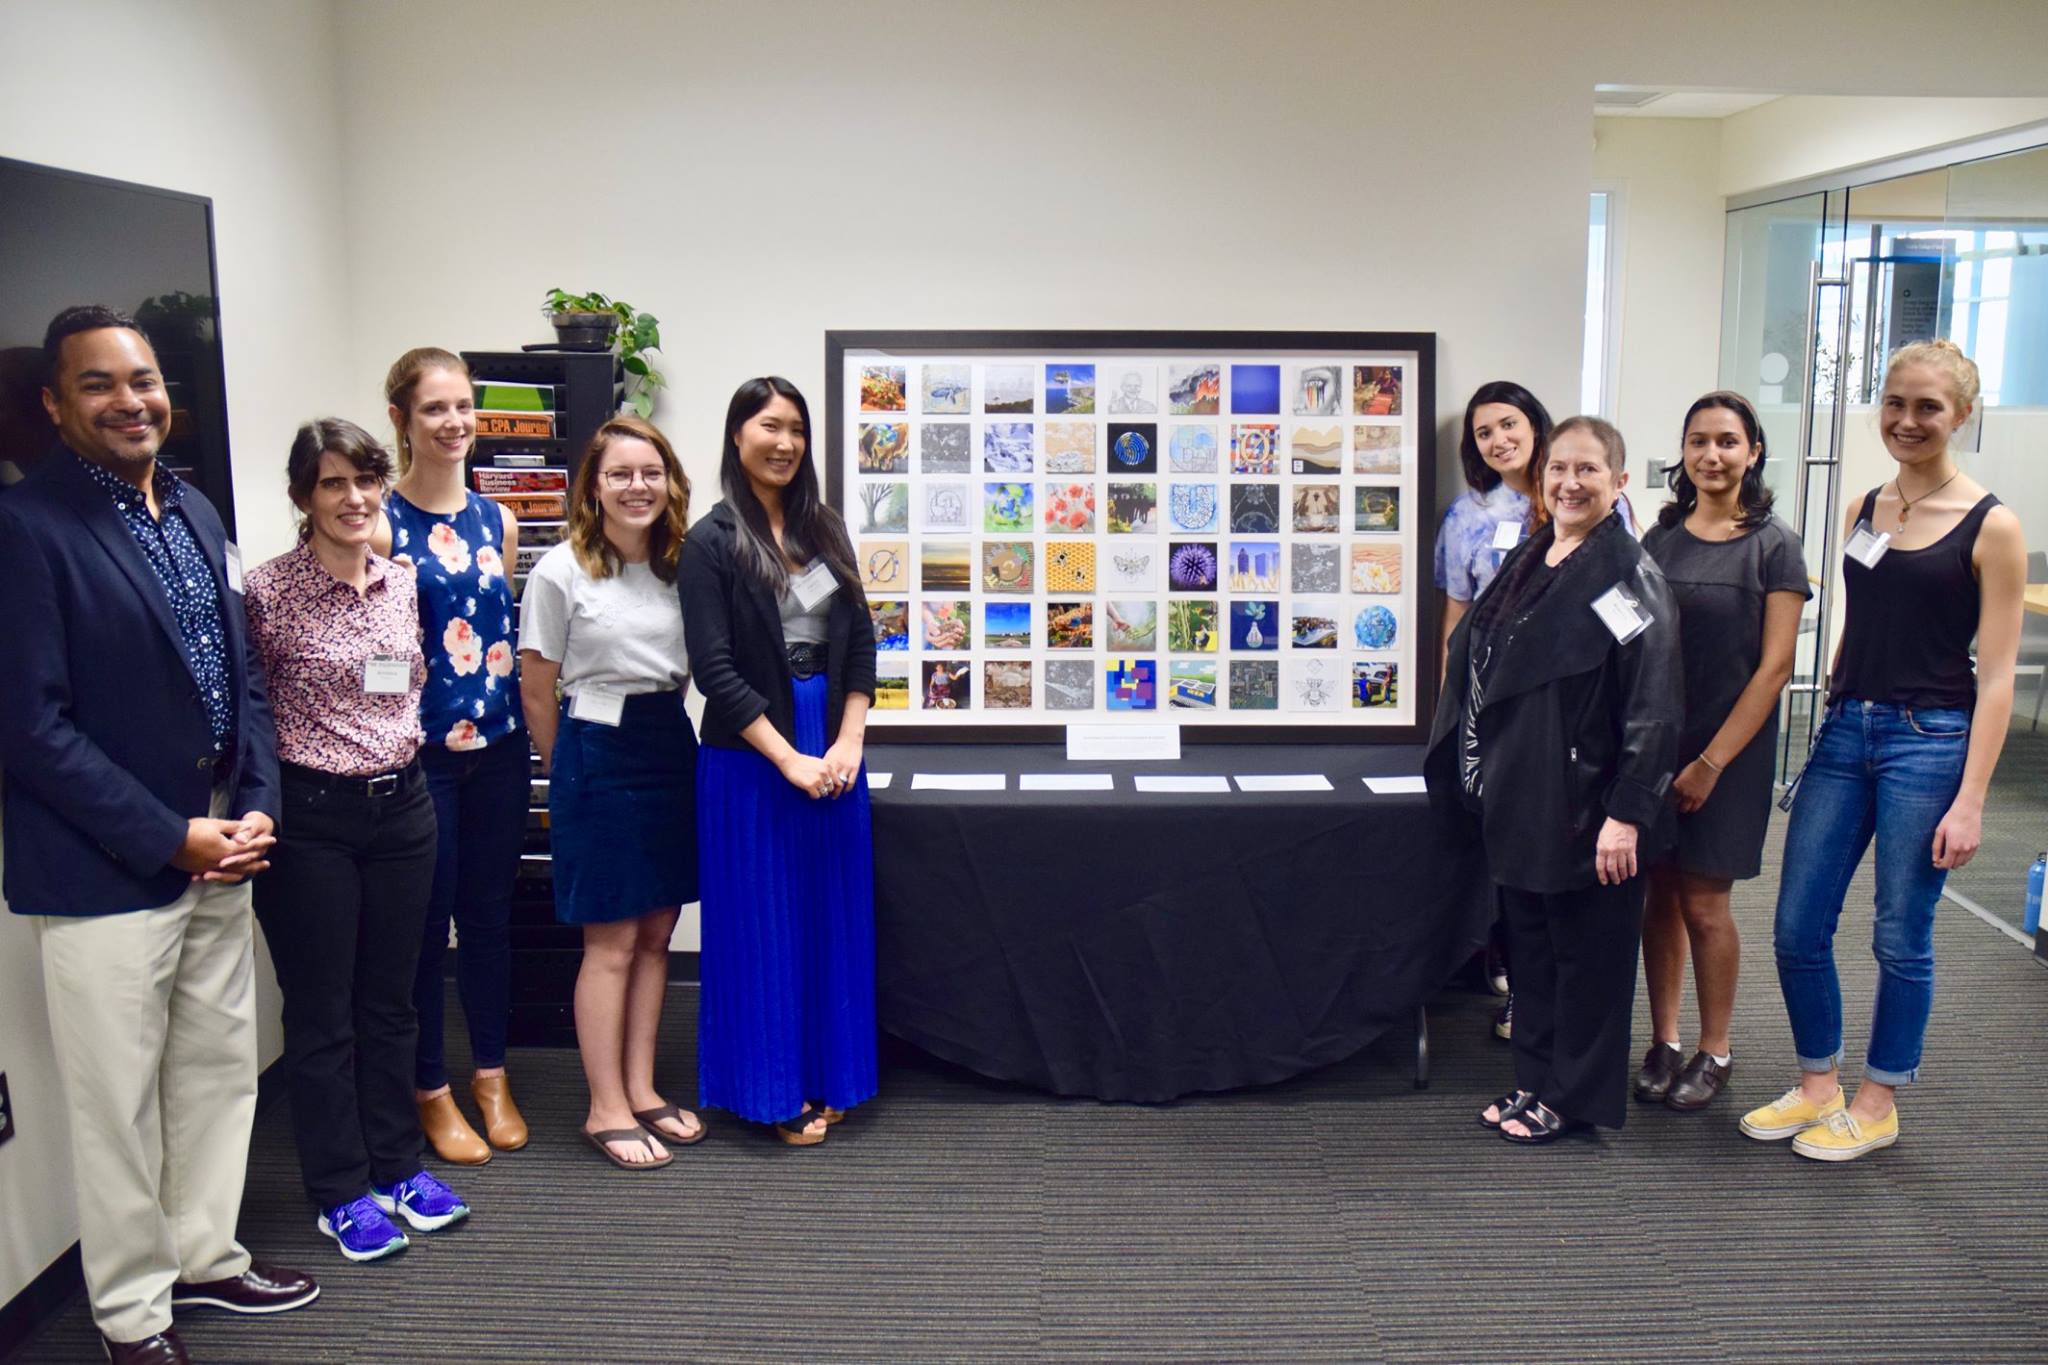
left=77, top=452, right=234, bottom=752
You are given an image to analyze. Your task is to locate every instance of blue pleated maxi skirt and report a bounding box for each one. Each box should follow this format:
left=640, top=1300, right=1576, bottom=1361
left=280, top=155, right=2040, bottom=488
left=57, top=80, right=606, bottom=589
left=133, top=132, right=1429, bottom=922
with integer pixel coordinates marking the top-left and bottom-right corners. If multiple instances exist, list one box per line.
left=696, top=672, right=878, bottom=1124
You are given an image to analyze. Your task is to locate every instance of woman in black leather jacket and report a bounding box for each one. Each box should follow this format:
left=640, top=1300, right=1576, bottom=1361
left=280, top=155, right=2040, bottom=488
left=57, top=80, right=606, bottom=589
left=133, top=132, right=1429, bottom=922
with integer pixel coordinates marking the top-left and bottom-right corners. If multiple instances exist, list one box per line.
left=1426, top=415, right=1681, bottom=1143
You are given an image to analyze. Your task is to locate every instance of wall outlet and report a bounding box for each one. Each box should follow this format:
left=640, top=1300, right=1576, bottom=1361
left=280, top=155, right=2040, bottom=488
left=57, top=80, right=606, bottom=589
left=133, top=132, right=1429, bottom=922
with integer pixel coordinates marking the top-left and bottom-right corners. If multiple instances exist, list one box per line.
left=0, top=1071, right=13, bottom=1147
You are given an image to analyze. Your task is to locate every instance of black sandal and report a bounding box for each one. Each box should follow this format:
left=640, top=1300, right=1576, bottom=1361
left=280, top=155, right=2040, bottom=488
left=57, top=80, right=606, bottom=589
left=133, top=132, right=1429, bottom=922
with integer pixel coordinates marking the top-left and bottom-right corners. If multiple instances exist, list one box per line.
left=1477, top=1089, right=1534, bottom=1130
left=1499, top=1099, right=1593, bottom=1145
left=775, top=1106, right=828, bottom=1147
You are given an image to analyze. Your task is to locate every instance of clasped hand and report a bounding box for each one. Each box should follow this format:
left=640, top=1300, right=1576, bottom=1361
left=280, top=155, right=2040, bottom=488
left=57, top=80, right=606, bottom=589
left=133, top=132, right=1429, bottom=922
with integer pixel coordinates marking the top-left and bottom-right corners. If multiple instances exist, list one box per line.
left=172, top=812, right=276, bottom=883
left=779, top=735, right=864, bottom=801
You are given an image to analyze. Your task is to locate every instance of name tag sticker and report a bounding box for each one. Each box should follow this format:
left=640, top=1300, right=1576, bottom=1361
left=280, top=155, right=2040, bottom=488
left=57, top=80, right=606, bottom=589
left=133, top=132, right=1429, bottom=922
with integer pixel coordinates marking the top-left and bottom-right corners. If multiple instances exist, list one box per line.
left=224, top=542, right=245, bottom=594
left=362, top=655, right=410, bottom=695
left=569, top=687, right=625, bottom=727
left=791, top=560, right=839, bottom=612
left=1845, top=520, right=1891, bottom=568
left=1591, top=583, right=1652, bottom=644
left=1491, top=520, right=1523, bottom=551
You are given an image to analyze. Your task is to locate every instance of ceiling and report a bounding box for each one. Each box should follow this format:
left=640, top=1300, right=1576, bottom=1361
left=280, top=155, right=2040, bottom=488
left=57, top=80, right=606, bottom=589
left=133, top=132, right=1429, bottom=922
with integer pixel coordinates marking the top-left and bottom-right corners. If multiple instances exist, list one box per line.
left=1594, top=87, right=1782, bottom=119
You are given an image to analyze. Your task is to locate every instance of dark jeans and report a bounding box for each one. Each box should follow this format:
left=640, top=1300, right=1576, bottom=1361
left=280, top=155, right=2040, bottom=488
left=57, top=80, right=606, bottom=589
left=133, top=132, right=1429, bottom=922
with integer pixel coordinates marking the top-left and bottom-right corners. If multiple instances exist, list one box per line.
left=1501, top=876, right=1647, bottom=1130
left=254, top=762, right=437, bottom=1208
left=413, top=737, right=528, bottom=1089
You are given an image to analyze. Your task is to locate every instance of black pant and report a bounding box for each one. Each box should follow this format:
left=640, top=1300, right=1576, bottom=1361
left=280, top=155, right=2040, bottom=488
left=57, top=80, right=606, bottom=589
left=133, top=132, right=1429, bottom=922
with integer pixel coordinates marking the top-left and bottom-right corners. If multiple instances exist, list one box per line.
left=1501, top=877, right=1646, bottom=1130
left=254, top=762, right=437, bottom=1207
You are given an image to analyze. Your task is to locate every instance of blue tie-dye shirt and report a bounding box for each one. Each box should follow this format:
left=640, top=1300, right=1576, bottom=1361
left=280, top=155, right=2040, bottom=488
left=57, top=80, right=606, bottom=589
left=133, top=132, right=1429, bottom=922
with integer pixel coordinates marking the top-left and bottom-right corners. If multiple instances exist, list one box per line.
left=1434, top=483, right=1533, bottom=603
left=384, top=490, right=523, bottom=751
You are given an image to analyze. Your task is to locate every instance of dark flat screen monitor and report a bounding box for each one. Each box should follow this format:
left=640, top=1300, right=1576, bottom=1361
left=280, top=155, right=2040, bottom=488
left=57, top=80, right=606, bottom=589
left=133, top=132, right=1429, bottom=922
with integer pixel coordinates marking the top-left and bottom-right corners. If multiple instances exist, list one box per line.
left=0, top=156, right=235, bottom=535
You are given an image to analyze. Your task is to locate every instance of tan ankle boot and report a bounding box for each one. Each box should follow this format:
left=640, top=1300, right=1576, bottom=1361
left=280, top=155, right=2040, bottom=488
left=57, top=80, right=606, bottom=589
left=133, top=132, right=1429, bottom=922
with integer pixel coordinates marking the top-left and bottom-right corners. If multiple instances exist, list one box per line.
left=470, top=1074, right=530, bottom=1151
left=418, top=1091, right=491, bottom=1165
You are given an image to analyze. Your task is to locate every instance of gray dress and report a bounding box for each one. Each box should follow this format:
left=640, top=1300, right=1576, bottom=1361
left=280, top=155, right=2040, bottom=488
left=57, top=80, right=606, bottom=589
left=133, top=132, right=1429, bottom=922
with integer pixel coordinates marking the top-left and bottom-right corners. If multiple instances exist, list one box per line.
left=1641, top=514, right=1811, bottom=879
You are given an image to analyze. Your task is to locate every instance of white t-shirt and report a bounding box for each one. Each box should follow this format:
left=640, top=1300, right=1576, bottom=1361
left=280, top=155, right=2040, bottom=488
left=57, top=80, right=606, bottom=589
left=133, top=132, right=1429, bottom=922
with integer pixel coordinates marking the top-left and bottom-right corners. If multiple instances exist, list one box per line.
left=517, top=543, right=689, bottom=697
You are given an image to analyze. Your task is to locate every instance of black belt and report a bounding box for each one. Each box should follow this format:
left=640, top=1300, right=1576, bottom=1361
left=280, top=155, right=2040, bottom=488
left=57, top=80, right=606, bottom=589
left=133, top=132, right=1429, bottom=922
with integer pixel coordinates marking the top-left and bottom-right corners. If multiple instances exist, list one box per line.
left=281, top=758, right=422, bottom=799
left=786, top=642, right=827, bottom=679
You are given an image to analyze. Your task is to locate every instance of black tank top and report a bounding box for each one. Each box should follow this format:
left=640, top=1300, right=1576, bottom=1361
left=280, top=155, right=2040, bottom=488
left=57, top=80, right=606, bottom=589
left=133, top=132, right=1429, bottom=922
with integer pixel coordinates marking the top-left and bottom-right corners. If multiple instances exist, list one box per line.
left=1830, top=488, right=1999, bottom=709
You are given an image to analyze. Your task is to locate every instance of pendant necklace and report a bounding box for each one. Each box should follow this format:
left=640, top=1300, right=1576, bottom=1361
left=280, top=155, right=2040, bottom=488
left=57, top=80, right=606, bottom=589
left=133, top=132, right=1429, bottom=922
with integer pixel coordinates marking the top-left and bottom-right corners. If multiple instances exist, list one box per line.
left=1893, top=470, right=1959, bottom=527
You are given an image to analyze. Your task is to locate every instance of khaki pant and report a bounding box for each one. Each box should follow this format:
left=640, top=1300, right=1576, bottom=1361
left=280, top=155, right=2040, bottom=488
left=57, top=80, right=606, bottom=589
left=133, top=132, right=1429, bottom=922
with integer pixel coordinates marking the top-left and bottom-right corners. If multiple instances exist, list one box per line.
left=37, top=869, right=259, bottom=1341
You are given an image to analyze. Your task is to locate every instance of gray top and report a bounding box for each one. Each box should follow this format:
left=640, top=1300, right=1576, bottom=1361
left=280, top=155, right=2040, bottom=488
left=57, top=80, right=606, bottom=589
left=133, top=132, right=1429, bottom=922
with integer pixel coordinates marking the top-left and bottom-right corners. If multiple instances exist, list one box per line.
left=517, top=543, right=689, bottom=696
left=778, top=561, right=833, bottom=646
left=1641, top=514, right=1810, bottom=756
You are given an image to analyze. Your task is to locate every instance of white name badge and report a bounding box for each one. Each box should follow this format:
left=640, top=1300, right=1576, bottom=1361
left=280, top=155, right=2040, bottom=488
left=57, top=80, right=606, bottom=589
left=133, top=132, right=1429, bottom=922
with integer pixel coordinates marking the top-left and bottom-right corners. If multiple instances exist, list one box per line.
left=1845, top=520, right=1891, bottom=568
left=791, top=560, right=839, bottom=612
left=224, top=542, right=244, bottom=594
left=1591, top=583, right=1652, bottom=644
left=1491, top=520, right=1523, bottom=552
left=362, top=655, right=410, bottom=695
left=569, top=687, right=625, bottom=726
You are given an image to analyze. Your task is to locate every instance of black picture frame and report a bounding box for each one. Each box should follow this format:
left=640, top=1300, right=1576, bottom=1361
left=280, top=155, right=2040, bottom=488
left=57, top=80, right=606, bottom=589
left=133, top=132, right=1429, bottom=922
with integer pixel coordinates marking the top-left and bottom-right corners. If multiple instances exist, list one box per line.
left=824, top=329, right=1438, bottom=744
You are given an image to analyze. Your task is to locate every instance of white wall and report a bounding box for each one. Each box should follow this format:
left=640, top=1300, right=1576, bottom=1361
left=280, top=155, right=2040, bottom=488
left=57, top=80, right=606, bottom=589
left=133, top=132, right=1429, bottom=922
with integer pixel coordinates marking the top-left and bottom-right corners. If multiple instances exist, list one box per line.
left=1721, top=96, right=2048, bottom=198
left=1593, top=117, right=1727, bottom=494
left=0, top=0, right=349, bottom=1312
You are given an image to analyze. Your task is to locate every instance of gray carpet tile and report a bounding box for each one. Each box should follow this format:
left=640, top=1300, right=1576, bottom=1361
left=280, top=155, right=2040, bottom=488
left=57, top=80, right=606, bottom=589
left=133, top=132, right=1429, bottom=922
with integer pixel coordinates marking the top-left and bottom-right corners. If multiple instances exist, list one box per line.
left=1944, top=716, right=2048, bottom=933
left=14, top=807, right=2048, bottom=1364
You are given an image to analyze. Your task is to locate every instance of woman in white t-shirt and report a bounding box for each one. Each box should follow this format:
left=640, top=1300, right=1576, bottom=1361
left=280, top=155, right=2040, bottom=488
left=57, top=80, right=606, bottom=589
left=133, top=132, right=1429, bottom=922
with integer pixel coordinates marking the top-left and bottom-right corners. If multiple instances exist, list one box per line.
left=518, top=416, right=701, bottom=1170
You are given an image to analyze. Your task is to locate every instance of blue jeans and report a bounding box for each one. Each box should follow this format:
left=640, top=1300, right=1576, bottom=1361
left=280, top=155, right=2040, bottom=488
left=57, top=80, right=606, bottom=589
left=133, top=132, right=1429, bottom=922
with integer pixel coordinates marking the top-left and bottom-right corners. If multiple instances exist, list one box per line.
left=1773, top=700, right=1969, bottom=1085
left=413, top=736, right=529, bottom=1089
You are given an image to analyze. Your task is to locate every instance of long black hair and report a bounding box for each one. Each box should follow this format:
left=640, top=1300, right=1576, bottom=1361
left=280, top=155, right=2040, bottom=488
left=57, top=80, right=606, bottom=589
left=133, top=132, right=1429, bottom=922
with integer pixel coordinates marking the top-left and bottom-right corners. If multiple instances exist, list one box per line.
left=1656, top=390, right=1774, bottom=531
left=1458, top=381, right=1553, bottom=496
left=719, top=376, right=862, bottom=598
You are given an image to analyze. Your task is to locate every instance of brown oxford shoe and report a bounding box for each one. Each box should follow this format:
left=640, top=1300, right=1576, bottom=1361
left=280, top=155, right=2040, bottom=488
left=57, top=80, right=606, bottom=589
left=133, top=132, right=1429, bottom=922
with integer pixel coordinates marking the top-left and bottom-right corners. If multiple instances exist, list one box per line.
left=471, top=1073, right=530, bottom=1151
left=1665, top=1051, right=1733, bottom=1112
left=172, top=1259, right=319, bottom=1314
left=102, top=1328, right=189, bottom=1364
left=1632, top=1042, right=1684, bottom=1103
left=419, top=1090, right=492, bottom=1164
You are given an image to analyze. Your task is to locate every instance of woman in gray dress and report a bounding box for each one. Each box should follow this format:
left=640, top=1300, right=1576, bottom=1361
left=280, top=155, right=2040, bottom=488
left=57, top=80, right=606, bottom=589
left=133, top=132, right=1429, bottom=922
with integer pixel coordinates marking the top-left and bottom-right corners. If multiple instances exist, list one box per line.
left=1635, top=392, right=1810, bottom=1111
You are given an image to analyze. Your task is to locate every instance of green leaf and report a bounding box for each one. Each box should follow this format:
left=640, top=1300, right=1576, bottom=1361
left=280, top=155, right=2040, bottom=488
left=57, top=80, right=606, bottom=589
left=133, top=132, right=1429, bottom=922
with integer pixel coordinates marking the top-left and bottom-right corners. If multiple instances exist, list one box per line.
left=622, top=355, right=649, bottom=376
left=631, top=391, right=654, bottom=419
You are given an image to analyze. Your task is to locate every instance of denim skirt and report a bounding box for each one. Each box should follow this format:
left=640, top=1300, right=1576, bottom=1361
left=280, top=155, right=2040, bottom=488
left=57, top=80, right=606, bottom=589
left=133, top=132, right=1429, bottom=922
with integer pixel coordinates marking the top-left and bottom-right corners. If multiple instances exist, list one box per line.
left=549, top=689, right=700, bottom=924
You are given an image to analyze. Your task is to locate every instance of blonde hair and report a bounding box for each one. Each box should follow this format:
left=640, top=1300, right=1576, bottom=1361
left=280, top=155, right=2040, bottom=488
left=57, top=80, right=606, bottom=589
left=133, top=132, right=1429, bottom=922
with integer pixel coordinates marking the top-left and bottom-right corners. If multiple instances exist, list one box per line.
left=1885, top=338, right=1981, bottom=415
left=567, top=415, right=691, bottom=583
left=384, top=346, right=470, bottom=472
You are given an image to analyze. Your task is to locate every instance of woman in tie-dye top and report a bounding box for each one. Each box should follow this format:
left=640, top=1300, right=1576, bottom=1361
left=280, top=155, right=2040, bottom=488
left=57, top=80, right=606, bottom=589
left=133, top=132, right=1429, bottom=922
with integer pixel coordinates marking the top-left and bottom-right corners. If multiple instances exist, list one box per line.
left=373, top=346, right=530, bottom=1170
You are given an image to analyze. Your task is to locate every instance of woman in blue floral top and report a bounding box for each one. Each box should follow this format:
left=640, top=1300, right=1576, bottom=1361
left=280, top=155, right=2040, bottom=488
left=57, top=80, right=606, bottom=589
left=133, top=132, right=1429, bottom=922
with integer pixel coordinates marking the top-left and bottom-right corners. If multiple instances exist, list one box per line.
left=372, top=346, right=530, bottom=1167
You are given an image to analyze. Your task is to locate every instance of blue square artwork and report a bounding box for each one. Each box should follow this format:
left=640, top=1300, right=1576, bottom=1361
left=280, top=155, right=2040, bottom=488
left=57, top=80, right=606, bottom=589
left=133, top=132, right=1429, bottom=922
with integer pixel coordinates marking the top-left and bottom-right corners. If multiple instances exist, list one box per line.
left=1230, top=364, right=1281, bottom=415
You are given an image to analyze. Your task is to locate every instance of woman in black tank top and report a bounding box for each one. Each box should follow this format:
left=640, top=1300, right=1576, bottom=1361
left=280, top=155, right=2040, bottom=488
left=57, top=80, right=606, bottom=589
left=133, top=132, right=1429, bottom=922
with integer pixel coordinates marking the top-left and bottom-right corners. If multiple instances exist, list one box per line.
left=1743, top=340, right=2028, bottom=1163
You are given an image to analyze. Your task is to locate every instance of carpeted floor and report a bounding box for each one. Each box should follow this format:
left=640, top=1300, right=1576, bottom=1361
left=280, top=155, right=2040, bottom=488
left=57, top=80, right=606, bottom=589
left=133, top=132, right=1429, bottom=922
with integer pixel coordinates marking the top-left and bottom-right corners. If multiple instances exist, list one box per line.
left=1945, top=715, right=2048, bottom=933
left=14, top=809, right=2048, bottom=1365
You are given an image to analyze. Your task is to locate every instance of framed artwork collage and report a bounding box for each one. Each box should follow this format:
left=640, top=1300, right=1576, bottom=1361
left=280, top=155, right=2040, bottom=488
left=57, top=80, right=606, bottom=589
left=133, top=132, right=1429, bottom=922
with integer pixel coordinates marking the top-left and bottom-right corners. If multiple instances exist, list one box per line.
left=824, top=331, right=1437, bottom=742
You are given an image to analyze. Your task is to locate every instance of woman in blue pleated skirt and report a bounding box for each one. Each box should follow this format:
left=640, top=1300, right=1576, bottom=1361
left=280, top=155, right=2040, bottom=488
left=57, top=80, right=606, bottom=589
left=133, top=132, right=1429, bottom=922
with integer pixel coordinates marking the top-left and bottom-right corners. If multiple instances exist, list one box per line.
left=680, top=377, right=879, bottom=1146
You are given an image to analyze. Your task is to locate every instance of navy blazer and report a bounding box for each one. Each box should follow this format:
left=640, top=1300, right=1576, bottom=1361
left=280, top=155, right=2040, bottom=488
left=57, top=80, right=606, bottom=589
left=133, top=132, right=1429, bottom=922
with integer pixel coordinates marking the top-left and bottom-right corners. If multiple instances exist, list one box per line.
left=0, top=448, right=280, bottom=916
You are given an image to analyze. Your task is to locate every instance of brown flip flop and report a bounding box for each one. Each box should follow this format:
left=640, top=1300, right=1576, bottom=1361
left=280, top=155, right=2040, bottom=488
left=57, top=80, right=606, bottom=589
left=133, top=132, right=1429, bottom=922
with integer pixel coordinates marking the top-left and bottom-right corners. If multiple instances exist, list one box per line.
left=632, top=1104, right=707, bottom=1147
left=583, top=1127, right=673, bottom=1170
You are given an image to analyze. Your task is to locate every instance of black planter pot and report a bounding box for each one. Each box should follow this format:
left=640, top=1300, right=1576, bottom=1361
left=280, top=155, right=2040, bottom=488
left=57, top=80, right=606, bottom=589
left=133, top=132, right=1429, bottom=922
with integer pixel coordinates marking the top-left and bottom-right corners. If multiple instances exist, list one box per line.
left=550, top=311, right=617, bottom=352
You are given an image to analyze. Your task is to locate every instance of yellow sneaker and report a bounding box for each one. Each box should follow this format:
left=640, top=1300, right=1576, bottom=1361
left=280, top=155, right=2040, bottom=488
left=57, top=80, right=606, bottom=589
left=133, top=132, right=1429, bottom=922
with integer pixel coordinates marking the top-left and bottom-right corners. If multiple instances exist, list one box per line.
left=1791, top=1107, right=1898, bottom=1162
left=1738, top=1084, right=1845, bottom=1141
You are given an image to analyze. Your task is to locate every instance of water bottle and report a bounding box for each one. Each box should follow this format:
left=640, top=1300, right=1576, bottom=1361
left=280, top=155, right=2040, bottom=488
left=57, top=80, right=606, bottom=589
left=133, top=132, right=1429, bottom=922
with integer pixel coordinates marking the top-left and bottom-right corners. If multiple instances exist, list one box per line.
left=2026, top=852, right=2046, bottom=936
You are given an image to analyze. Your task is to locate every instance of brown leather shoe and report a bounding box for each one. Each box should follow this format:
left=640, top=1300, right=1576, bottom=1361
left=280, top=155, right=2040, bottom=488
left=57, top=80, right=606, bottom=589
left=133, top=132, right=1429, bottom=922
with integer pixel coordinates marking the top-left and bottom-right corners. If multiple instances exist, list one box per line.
left=1665, top=1051, right=1733, bottom=1112
left=102, top=1328, right=189, bottom=1364
left=470, top=1073, right=530, bottom=1151
left=418, top=1090, right=492, bottom=1164
left=1632, top=1042, right=1684, bottom=1103
left=172, top=1259, right=319, bottom=1314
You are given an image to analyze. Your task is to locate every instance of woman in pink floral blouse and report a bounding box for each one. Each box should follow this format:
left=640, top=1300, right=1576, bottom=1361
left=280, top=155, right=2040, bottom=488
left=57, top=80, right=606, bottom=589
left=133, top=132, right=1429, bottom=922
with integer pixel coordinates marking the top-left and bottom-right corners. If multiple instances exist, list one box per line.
left=247, top=417, right=470, bottom=1260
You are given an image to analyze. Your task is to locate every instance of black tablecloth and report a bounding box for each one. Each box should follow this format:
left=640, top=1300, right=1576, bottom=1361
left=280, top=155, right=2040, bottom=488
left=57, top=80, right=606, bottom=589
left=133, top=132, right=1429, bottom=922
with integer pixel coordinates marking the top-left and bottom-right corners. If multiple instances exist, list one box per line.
left=868, top=743, right=1490, bottom=1102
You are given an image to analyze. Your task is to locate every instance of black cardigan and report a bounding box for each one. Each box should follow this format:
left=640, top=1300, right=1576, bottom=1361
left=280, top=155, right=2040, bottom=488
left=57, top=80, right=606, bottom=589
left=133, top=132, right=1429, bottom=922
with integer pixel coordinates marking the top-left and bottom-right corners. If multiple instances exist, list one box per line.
left=678, top=500, right=877, bottom=751
left=1424, top=513, right=1682, bottom=894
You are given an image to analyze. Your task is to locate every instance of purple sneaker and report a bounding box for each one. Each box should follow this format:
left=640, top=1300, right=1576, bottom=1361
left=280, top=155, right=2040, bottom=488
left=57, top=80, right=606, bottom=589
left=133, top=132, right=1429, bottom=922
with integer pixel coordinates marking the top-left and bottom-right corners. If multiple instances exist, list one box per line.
left=316, top=1196, right=409, bottom=1262
left=371, top=1170, right=471, bottom=1232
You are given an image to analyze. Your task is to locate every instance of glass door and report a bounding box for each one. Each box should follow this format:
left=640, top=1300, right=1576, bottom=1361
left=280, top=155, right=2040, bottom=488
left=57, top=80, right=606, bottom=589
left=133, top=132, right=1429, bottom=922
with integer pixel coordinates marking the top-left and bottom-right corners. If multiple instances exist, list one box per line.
left=1717, top=189, right=1853, bottom=774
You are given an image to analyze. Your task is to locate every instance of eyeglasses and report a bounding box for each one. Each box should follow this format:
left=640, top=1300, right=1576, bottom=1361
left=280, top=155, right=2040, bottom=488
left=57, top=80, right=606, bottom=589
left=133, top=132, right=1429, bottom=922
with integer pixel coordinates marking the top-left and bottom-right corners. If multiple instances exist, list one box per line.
left=601, top=468, right=665, bottom=490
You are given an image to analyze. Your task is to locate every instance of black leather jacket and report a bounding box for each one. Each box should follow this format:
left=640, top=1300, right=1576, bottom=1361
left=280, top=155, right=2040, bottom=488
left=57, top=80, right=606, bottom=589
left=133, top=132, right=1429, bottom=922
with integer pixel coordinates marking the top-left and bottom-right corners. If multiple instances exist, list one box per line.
left=1425, top=513, right=1682, bottom=894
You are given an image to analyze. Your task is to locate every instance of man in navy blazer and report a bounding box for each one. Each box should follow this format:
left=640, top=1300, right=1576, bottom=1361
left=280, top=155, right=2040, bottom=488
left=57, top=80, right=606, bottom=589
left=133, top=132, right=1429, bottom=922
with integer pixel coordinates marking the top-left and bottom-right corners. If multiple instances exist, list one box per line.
left=0, top=307, right=315, bottom=1365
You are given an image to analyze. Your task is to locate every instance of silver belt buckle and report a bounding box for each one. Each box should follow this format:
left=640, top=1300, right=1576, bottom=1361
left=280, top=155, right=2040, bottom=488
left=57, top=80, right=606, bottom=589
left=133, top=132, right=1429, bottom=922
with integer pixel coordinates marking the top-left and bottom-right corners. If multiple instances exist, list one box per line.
left=366, top=773, right=400, bottom=798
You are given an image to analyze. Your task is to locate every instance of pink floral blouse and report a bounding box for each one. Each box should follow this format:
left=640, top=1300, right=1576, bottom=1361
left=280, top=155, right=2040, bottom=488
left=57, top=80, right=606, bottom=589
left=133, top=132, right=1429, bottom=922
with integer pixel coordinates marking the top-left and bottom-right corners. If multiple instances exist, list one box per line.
left=245, top=545, right=427, bottom=776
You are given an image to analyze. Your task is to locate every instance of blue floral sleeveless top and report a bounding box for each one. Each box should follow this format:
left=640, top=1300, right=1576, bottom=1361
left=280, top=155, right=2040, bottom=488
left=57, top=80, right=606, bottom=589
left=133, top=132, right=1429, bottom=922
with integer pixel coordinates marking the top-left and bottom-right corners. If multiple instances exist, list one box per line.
left=385, top=489, right=524, bottom=750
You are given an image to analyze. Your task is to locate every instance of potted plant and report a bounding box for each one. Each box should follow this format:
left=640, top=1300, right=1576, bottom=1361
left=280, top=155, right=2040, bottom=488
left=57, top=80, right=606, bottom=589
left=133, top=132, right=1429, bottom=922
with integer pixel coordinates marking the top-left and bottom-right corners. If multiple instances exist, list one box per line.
left=541, top=288, right=667, bottom=418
